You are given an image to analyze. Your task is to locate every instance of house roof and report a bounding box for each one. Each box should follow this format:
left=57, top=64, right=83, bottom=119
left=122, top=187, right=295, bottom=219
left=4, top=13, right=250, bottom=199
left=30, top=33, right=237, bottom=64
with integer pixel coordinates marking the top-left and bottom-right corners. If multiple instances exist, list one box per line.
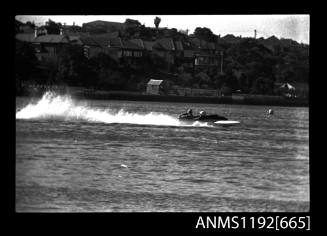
left=92, top=36, right=111, bottom=47
left=34, top=35, right=69, bottom=43
left=68, top=36, right=83, bottom=45
left=63, top=31, right=90, bottom=37
left=63, top=31, right=80, bottom=36
left=68, top=35, right=79, bottom=40
left=122, top=40, right=143, bottom=50
left=154, top=38, right=175, bottom=51
left=143, top=41, right=155, bottom=51
left=107, top=31, right=119, bottom=38
left=147, top=79, right=163, bottom=85
left=80, top=36, right=100, bottom=47
left=108, top=37, right=123, bottom=47
left=130, top=39, right=144, bottom=49
left=82, top=35, right=119, bottom=48
left=189, top=38, right=217, bottom=50
left=19, top=25, right=34, bottom=34
left=88, top=32, right=119, bottom=38
left=16, top=33, right=70, bottom=44
left=80, top=36, right=143, bottom=50
left=15, top=33, right=35, bottom=43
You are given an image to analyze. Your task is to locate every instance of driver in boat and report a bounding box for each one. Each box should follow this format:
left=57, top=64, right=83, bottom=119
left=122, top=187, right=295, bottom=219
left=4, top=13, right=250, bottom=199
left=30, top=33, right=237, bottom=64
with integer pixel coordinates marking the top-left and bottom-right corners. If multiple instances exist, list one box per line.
left=187, top=108, right=193, bottom=117
left=180, top=108, right=193, bottom=118
left=199, top=111, right=206, bottom=117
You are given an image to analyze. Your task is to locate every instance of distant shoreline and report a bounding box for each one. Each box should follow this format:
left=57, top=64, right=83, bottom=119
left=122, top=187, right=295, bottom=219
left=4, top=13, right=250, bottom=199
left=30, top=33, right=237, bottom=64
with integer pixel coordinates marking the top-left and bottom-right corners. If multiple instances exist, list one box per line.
left=16, top=86, right=308, bottom=108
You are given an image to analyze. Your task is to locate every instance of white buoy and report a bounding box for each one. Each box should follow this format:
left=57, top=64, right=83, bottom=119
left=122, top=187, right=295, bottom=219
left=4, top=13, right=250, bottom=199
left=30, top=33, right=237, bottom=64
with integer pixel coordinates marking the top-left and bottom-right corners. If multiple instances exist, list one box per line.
left=268, top=109, right=274, bottom=115
left=120, top=164, right=128, bottom=168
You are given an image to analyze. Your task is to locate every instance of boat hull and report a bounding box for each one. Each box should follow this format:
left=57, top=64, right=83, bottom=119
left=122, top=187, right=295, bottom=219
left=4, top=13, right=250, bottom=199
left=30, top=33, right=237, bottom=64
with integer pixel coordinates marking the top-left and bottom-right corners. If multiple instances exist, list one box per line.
left=178, top=114, right=228, bottom=122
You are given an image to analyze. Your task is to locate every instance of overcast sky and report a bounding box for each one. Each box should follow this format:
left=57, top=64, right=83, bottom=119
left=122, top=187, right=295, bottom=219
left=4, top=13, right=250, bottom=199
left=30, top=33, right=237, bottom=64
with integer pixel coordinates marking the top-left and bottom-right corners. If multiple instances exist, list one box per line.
left=15, top=15, right=310, bottom=44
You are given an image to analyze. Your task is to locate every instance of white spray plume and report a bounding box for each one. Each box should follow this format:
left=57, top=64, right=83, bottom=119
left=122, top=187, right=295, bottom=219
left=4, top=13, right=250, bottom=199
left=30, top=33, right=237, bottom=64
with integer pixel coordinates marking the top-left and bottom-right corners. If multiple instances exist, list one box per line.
left=16, top=92, right=213, bottom=127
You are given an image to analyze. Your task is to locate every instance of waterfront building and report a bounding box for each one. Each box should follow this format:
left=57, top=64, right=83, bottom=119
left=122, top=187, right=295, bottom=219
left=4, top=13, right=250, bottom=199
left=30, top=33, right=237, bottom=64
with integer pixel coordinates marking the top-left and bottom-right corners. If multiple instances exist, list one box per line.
left=146, top=79, right=165, bottom=95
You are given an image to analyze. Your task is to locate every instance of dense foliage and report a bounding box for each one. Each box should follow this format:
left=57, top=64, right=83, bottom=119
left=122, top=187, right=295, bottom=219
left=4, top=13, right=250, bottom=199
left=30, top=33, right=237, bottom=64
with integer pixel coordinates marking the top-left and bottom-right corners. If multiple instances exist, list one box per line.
left=15, top=42, right=38, bottom=92
left=44, top=19, right=62, bottom=34
left=194, top=27, right=218, bottom=42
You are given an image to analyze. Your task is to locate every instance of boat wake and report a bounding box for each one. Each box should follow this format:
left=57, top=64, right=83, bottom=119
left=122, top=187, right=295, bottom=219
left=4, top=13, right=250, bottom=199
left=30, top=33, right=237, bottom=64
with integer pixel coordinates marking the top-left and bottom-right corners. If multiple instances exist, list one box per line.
left=16, top=92, right=213, bottom=127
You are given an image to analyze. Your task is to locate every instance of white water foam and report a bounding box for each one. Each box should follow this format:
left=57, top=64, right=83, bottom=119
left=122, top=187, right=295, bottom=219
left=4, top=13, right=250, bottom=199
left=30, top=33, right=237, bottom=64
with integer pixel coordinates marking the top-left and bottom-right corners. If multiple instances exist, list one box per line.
left=16, top=92, right=213, bottom=127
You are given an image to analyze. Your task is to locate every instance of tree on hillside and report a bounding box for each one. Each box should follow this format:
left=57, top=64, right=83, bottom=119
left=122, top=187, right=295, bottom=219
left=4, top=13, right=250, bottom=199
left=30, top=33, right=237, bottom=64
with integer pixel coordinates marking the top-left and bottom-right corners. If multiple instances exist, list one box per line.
left=15, top=42, right=38, bottom=89
left=179, top=29, right=189, bottom=35
left=154, top=17, right=161, bottom=29
left=56, top=44, right=90, bottom=86
left=124, top=18, right=142, bottom=38
left=125, top=18, right=142, bottom=28
left=275, top=45, right=309, bottom=83
left=44, top=19, right=62, bottom=34
left=223, top=38, right=277, bottom=94
left=26, top=21, right=36, bottom=29
left=194, top=27, right=217, bottom=42
left=88, top=53, right=131, bottom=90
left=139, top=25, right=157, bottom=40
left=15, top=20, right=23, bottom=34
left=67, top=24, right=82, bottom=33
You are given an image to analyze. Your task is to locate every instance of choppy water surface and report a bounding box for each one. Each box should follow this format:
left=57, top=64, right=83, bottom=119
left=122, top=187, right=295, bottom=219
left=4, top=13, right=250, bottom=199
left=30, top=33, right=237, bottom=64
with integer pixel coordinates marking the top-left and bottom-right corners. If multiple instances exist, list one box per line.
left=16, top=92, right=309, bottom=212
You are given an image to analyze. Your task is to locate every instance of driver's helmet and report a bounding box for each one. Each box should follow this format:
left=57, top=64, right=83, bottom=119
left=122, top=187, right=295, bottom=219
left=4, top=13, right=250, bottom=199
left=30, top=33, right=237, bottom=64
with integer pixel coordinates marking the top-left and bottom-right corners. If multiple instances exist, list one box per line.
left=199, top=111, right=206, bottom=116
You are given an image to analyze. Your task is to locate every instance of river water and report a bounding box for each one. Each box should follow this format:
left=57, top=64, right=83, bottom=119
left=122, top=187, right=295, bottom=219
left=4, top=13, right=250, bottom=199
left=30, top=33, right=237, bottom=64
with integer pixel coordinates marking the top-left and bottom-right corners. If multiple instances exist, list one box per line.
left=15, top=92, right=309, bottom=212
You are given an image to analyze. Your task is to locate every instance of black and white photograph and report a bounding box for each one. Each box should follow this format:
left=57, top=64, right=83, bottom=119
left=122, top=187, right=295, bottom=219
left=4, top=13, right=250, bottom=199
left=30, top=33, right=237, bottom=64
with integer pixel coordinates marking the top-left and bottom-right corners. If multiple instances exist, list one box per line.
left=15, top=14, right=309, bottom=213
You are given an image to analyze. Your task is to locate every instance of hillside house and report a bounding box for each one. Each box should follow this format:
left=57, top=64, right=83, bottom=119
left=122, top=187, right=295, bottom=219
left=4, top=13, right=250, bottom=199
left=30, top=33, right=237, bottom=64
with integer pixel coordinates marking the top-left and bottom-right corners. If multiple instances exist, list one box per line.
left=15, top=30, right=70, bottom=64
left=121, top=40, right=144, bottom=58
left=80, top=36, right=106, bottom=58
left=182, top=41, right=195, bottom=58
left=152, top=38, right=176, bottom=65
left=80, top=36, right=144, bottom=60
left=67, top=35, right=83, bottom=46
left=33, top=34, right=70, bottom=63
left=194, top=53, right=220, bottom=66
left=15, top=33, right=36, bottom=43
left=173, top=40, right=184, bottom=57
left=189, top=38, right=221, bottom=67
left=189, top=38, right=217, bottom=54
left=19, top=24, right=35, bottom=34
left=107, top=37, right=144, bottom=59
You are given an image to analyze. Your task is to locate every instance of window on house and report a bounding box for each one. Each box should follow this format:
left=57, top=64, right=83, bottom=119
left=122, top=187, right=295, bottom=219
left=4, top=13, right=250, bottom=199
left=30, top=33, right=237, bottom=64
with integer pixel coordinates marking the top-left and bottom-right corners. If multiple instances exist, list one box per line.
left=124, top=50, right=133, bottom=57
left=135, top=51, right=142, bottom=57
left=84, top=47, right=90, bottom=58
